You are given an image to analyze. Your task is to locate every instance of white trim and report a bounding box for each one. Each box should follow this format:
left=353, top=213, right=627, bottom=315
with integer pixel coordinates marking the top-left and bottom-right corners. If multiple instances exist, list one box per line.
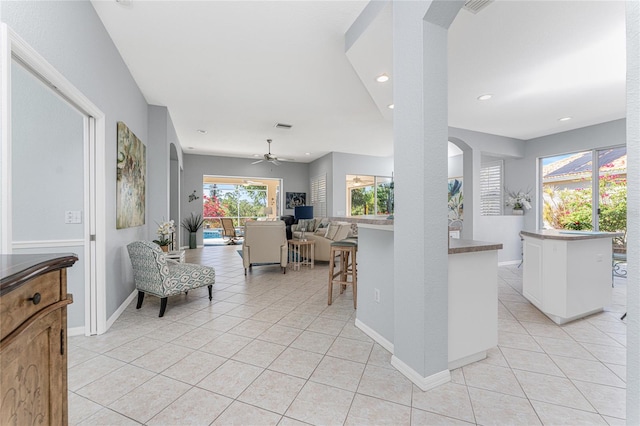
left=448, top=351, right=487, bottom=370
left=498, top=260, right=521, bottom=267
left=355, top=318, right=394, bottom=353
left=106, top=289, right=138, bottom=331
left=67, top=326, right=86, bottom=337
left=6, top=27, right=107, bottom=336
left=390, top=356, right=451, bottom=391
left=1, top=24, right=12, bottom=254
left=12, top=239, right=85, bottom=249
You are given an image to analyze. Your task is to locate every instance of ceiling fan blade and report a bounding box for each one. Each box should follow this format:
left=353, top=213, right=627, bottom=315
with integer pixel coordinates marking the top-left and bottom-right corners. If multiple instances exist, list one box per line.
left=277, top=157, right=294, bottom=162
left=270, top=159, right=280, bottom=165
left=251, top=159, right=264, bottom=164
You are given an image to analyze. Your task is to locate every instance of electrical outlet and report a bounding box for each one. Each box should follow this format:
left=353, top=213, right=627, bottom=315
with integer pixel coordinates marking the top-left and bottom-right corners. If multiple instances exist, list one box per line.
left=374, top=288, right=380, bottom=303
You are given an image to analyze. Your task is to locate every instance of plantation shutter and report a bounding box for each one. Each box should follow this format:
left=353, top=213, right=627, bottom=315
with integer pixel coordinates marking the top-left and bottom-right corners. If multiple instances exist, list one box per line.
left=311, top=174, right=327, bottom=217
left=480, top=161, right=503, bottom=216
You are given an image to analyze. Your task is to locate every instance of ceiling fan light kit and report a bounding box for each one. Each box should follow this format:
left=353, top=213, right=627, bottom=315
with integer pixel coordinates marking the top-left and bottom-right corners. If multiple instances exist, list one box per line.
left=251, top=139, right=292, bottom=166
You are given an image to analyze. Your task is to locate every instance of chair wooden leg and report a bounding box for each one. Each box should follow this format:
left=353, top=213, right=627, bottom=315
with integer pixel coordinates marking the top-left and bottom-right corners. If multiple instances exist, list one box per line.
left=136, top=291, right=145, bottom=309
left=328, top=250, right=335, bottom=305
left=208, top=285, right=213, bottom=301
left=159, top=297, right=168, bottom=317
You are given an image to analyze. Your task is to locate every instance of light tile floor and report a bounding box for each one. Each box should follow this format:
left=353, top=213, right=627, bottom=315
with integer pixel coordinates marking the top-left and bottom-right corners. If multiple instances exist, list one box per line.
left=68, top=245, right=628, bottom=425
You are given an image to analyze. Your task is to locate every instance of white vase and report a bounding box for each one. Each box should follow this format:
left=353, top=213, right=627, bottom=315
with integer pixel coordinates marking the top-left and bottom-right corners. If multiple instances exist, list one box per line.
left=513, top=209, right=524, bottom=215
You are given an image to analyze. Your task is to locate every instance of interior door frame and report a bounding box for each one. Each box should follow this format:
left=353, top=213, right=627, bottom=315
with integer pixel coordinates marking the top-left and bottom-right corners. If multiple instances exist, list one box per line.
left=0, top=24, right=107, bottom=335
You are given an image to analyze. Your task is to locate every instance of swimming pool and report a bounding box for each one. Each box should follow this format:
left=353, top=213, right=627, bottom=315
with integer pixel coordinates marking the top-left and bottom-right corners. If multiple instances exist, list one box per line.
left=203, top=229, right=222, bottom=239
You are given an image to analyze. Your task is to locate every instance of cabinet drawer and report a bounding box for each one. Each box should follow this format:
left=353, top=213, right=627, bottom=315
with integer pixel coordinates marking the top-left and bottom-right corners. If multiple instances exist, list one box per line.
left=0, top=271, right=61, bottom=341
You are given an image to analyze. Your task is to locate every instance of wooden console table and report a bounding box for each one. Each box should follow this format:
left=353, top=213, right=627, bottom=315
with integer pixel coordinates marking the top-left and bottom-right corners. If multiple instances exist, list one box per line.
left=288, top=239, right=315, bottom=270
left=1, top=253, right=77, bottom=425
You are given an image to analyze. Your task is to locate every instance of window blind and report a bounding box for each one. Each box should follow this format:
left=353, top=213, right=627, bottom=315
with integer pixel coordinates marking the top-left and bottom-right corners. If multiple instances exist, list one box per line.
left=310, top=174, right=327, bottom=217
left=480, top=161, right=503, bottom=216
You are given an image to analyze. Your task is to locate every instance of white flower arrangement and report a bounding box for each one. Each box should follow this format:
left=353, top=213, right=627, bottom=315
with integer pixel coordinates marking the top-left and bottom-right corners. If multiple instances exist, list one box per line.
left=153, top=220, right=175, bottom=246
left=505, top=189, right=532, bottom=210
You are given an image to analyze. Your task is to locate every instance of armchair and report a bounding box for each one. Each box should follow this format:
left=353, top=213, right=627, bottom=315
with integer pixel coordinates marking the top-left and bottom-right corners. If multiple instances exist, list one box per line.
left=242, top=221, right=288, bottom=275
left=127, top=241, right=215, bottom=317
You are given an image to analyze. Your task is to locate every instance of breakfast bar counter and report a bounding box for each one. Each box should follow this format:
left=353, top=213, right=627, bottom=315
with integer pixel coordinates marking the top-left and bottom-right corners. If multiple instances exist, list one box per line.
left=356, top=224, right=502, bottom=370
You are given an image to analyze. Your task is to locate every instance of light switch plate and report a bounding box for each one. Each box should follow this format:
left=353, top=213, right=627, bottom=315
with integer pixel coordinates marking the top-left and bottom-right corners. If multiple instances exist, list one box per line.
left=65, top=210, right=82, bottom=224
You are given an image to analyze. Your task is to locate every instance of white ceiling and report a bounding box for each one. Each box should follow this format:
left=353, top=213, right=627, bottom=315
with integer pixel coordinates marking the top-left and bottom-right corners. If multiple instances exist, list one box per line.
left=91, top=0, right=626, bottom=163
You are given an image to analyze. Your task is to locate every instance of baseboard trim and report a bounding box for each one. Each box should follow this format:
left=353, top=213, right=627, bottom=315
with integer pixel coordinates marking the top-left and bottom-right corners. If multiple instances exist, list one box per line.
left=391, top=355, right=451, bottom=391
left=105, top=289, right=137, bottom=332
left=354, top=318, right=394, bottom=353
left=67, top=326, right=86, bottom=337
left=498, top=260, right=522, bottom=266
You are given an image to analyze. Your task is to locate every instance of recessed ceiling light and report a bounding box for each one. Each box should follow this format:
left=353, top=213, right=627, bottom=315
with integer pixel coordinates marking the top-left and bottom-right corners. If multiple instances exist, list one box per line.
left=196, top=129, right=207, bottom=134
left=387, top=104, right=394, bottom=109
left=305, top=152, right=311, bottom=156
left=376, top=74, right=390, bottom=83
left=559, top=116, right=572, bottom=122
left=477, top=94, right=492, bottom=101
left=253, top=154, right=261, bottom=157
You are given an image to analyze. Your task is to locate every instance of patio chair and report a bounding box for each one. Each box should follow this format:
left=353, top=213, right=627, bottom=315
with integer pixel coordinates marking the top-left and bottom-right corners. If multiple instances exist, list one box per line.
left=127, top=241, right=215, bottom=317
left=221, top=218, right=242, bottom=245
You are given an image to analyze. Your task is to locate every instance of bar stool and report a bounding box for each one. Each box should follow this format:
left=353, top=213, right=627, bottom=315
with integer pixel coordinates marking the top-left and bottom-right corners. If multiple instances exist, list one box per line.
left=328, top=238, right=358, bottom=309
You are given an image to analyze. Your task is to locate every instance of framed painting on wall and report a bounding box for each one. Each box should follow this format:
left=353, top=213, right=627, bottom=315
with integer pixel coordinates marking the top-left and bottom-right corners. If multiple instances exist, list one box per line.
left=448, top=177, right=463, bottom=220
left=285, top=192, right=306, bottom=209
left=116, top=121, right=146, bottom=229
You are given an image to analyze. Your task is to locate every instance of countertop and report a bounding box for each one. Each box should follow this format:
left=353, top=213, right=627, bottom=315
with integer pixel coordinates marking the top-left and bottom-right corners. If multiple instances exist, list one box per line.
left=520, top=229, right=623, bottom=241
left=0, top=253, right=78, bottom=296
left=357, top=225, right=502, bottom=253
left=448, top=238, right=503, bottom=254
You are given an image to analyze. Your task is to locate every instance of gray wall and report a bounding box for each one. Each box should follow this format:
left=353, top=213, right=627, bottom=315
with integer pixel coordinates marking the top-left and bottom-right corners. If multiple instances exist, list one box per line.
left=181, top=154, right=309, bottom=247
left=2, top=1, right=150, bottom=320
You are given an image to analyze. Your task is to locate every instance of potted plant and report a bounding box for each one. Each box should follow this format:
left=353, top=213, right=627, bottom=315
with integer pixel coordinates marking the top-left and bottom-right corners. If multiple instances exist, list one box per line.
left=153, top=220, right=175, bottom=252
left=182, top=213, right=205, bottom=249
left=505, top=188, right=532, bottom=215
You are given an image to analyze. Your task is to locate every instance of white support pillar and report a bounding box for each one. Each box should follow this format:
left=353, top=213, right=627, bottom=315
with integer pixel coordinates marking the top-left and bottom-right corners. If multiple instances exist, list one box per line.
left=392, top=0, right=464, bottom=390
left=625, top=1, right=640, bottom=422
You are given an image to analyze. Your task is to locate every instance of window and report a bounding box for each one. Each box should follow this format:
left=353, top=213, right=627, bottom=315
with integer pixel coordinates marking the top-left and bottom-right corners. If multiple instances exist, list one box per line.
left=346, top=174, right=393, bottom=216
left=480, top=161, right=503, bottom=216
left=311, top=174, right=327, bottom=217
left=540, top=147, right=626, bottom=248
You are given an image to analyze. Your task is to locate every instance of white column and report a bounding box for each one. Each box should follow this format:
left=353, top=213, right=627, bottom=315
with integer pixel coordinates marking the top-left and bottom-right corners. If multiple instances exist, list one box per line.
left=626, top=0, right=640, bottom=422
left=392, top=0, right=463, bottom=390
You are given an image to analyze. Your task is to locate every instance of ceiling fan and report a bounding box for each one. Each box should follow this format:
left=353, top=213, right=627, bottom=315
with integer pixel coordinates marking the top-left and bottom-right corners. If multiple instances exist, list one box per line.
left=251, top=139, right=292, bottom=165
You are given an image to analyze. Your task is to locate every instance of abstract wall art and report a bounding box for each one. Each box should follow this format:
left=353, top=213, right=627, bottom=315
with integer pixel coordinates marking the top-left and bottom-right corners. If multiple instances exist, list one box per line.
left=285, top=192, right=306, bottom=209
left=116, top=121, right=146, bottom=229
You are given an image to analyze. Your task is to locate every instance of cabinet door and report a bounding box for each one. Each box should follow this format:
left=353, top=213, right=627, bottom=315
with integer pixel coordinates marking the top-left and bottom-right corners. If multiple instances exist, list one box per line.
left=1, top=309, right=64, bottom=425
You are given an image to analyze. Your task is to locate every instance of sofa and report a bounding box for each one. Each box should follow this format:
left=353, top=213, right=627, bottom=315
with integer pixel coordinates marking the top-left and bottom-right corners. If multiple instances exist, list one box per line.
left=291, top=218, right=354, bottom=261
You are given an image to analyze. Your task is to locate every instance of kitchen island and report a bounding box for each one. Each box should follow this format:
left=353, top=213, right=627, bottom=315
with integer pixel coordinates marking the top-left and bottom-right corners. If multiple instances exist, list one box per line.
left=520, top=229, right=622, bottom=324
left=356, top=224, right=502, bottom=370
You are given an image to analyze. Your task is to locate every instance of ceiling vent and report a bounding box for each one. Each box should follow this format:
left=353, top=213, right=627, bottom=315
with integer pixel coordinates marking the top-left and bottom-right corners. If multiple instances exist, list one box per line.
left=463, top=0, right=493, bottom=14
left=274, top=123, right=293, bottom=130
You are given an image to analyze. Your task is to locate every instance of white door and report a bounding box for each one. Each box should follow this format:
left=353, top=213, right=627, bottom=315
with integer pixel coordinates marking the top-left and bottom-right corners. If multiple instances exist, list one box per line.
left=1, top=25, right=106, bottom=335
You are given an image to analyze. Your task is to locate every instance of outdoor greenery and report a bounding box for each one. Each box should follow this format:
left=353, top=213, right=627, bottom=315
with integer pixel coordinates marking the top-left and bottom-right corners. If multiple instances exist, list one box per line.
left=203, top=184, right=267, bottom=228
left=543, top=174, right=627, bottom=246
left=350, top=182, right=392, bottom=216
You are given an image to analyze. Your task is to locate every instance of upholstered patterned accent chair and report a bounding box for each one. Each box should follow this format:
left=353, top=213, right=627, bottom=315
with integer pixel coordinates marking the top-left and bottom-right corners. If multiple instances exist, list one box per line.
left=127, top=241, right=215, bottom=317
left=242, top=220, right=288, bottom=275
